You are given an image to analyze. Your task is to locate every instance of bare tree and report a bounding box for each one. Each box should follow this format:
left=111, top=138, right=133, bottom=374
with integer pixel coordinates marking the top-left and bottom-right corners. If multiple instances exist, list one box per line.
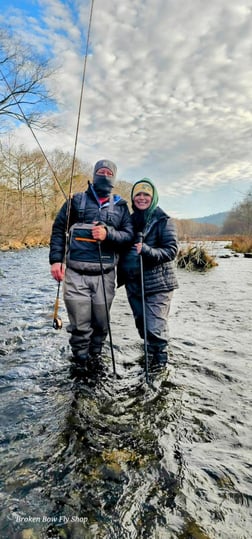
left=0, top=28, right=56, bottom=131
left=0, top=142, right=94, bottom=245
left=175, top=218, right=219, bottom=240
left=0, top=142, right=41, bottom=220
left=44, top=150, right=92, bottom=217
left=115, top=180, right=133, bottom=207
left=222, top=188, right=252, bottom=235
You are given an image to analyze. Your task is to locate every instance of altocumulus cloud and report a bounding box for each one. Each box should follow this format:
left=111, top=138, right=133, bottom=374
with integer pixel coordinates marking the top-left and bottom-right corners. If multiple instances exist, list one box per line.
left=1, top=0, right=252, bottom=215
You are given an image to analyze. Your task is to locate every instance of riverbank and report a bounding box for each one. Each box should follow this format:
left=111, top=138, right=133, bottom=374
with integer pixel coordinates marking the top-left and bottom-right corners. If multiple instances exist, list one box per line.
left=0, top=237, right=49, bottom=251
left=1, top=235, right=251, bottom=260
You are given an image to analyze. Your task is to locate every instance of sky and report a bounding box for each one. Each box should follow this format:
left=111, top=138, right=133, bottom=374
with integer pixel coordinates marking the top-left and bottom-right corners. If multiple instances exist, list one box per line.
left=1, top=0, right=252, bottom=218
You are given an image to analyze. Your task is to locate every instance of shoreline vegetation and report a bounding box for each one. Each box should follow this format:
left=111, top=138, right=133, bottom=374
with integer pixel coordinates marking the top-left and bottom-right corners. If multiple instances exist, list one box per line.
left=1, top=235, right=251, bottom=272
left=0, top=237, right=49, bottom=251
left=0, top=163, right=251, bottom=267
left=177, top=244, right=219, bottom=271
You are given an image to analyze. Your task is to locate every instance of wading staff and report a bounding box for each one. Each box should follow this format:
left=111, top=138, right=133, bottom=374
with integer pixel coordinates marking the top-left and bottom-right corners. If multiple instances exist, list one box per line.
left=137, top=232, right=149, bottom=384
left=53, top=281, right=62, bottom=330
left=97, top=240, right=116, bottom=375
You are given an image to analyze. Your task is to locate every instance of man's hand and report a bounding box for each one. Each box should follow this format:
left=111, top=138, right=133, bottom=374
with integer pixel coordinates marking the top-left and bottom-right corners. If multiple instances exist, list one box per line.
left=51, top=263, right=65, bottom=282
left=92, top=223, right=107, bottom=241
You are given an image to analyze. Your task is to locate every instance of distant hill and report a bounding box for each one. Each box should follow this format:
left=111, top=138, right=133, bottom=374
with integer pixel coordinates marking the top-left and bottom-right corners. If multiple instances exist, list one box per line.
left=190, top=211, right=228, bottom=226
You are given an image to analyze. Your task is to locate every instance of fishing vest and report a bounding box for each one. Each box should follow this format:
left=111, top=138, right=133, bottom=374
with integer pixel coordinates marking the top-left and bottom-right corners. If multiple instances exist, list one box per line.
left=66, top=193, right=116, bottom=274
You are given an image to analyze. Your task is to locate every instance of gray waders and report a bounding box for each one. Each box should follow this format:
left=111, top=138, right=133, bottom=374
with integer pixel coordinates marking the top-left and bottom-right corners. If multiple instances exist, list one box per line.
left=63, top=268, right=115, bottom=359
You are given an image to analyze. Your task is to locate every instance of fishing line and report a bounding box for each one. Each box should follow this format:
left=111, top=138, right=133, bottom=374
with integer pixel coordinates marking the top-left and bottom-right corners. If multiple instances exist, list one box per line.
left=0, top=67, right=67, bottom=330
left=2, top=2, right=96, bottom=333
left=0, top=67, right=67, bottom=201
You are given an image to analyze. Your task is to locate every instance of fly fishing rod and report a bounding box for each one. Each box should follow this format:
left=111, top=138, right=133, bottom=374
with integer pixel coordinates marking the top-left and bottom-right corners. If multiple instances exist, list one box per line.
left=53, top=0, right=95, bottom=331
left=137, top=232, right=149, bottom=384
left=52, top=281, right=62, bottom=330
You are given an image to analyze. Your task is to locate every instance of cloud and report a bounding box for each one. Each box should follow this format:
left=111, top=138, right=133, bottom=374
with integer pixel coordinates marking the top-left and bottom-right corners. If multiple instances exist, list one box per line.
left=1, top=0, right=252, bottom=216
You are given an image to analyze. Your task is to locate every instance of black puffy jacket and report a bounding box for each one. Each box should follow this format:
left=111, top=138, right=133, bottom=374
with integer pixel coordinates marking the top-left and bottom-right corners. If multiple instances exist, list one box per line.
left=117, top=207, right=179, bottom=293
left=49, top=186, right=134, bottom=266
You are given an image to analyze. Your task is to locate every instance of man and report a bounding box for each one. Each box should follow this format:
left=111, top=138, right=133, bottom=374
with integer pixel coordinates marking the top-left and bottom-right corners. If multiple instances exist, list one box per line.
left=49, top=159, right=133, bottom=364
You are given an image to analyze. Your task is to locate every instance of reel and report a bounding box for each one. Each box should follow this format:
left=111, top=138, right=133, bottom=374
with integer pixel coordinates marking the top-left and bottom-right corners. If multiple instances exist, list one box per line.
left=52, top=281, right=62, bottom=330
left=53, top=317, right=63, bottom=330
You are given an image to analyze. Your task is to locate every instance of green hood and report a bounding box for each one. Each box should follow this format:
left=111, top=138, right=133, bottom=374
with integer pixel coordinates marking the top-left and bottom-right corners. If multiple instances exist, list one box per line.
left=131, top=177, right=159, bottom=216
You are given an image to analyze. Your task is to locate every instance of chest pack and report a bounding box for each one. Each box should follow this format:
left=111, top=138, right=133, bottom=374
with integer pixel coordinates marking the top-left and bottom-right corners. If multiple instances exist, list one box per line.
left=66, top=193, right=116, bottom=274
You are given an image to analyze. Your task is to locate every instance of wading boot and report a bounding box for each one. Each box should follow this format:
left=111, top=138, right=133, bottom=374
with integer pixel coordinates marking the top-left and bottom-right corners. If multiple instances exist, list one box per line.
left=153, top=350, right=168, bottom=366
left=72, top=350, right=89, bottom=366
left=89, top=345, right=102, bottom=362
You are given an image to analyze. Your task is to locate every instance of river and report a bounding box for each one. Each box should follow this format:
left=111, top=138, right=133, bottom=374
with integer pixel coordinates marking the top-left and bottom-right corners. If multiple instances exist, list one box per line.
left=0, top=244, right=251, bottom=539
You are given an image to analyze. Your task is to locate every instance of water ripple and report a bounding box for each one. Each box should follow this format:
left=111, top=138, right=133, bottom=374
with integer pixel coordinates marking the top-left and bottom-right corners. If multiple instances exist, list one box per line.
left=0, top=245, right=251, bottom=538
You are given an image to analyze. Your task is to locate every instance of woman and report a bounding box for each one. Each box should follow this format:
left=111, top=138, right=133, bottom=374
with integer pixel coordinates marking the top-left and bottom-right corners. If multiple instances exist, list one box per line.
left=118, top=178, right=179, bottom=365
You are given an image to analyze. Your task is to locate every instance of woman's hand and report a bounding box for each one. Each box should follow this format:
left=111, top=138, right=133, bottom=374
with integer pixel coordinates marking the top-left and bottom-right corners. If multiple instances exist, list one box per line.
left=134, top=242, right=143, bottom=254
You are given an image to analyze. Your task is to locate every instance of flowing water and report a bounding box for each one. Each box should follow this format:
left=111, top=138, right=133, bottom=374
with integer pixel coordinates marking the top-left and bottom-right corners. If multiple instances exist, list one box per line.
left=0, top=244, right=251, bottom=539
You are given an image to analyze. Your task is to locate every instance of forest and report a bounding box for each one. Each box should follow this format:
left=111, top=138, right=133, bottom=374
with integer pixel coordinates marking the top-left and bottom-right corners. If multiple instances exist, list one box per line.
left=0, top=141, right=251, bottom=251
